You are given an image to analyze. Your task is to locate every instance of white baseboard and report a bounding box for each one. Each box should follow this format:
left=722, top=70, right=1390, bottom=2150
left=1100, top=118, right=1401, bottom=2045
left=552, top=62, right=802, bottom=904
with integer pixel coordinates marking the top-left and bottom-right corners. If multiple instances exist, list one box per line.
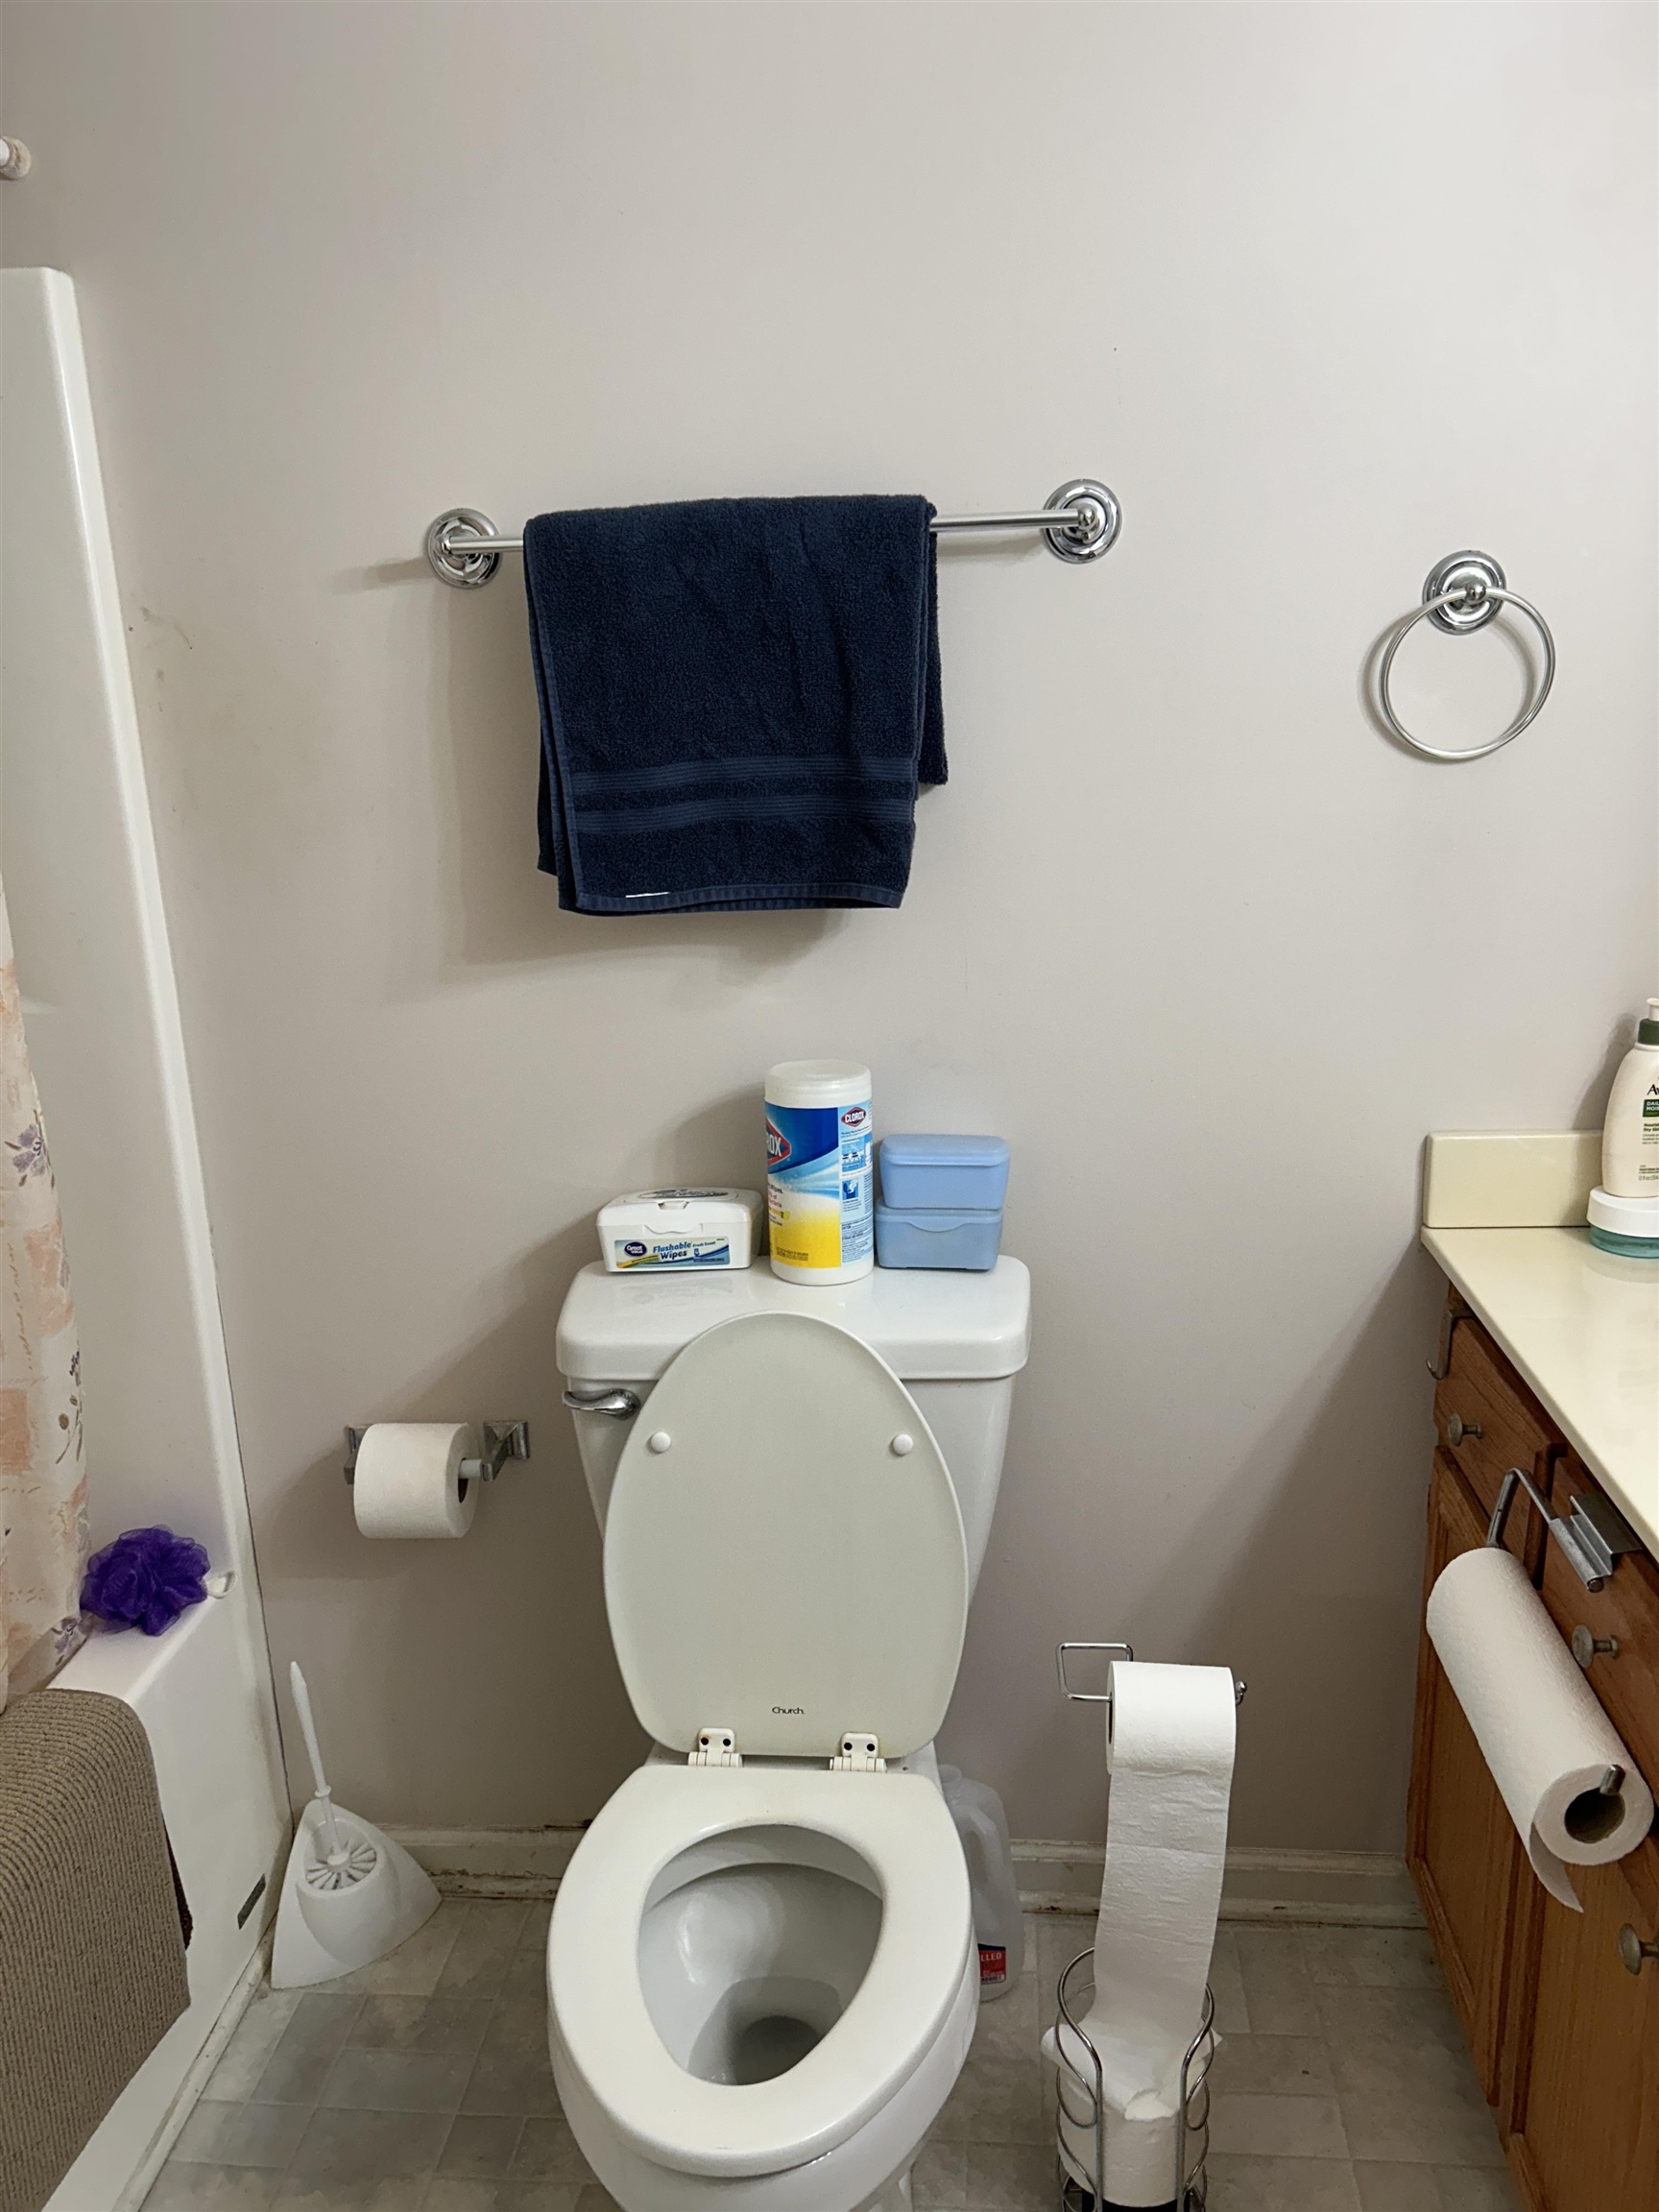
left=389, top=1826, right=1422, bottom=1930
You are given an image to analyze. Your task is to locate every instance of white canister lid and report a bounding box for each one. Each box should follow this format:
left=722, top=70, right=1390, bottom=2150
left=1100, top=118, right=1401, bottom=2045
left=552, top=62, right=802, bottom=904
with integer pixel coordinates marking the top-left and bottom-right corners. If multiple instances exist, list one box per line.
left=764, top=1059, right=871, bottom=1108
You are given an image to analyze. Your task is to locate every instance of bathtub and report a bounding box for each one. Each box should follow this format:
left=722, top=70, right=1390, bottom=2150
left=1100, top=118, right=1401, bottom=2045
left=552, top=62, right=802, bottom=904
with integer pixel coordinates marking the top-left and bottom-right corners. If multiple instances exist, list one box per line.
left=44, top=1587, right=288, bottom=2212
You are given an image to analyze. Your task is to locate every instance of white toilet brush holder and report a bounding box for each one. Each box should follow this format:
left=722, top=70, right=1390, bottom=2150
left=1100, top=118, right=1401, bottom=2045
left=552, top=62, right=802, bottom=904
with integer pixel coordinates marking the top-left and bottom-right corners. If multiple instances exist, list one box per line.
left=272, top=1661, right=440, bottom=1989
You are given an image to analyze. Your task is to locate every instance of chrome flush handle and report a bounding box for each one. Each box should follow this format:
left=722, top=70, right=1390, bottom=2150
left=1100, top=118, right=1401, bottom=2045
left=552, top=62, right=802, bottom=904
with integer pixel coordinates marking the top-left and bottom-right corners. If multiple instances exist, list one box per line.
left=562, top=1387, right=641, bottom=1420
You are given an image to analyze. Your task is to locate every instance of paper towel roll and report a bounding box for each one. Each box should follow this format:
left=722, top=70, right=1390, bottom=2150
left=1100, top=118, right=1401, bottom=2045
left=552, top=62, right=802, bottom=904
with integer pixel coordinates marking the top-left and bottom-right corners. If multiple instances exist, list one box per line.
left=1048, top=1661, right=1236, bottom=2207
left=352, top=1423, right=480, bottom=1539
left=1427, top=1546, right=1653, bottom=1910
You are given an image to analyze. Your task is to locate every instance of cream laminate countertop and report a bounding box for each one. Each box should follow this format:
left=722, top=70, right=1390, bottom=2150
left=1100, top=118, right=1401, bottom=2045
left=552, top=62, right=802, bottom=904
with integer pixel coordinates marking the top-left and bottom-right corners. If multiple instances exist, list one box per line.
left=1422, top=1224, right=1659, bottom=1555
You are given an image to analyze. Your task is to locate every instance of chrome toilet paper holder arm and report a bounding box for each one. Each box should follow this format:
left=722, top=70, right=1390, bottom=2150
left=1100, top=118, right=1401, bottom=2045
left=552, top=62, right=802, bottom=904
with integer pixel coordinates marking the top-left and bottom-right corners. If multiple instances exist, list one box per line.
left=343, top=1422, right=531, bottom=1487
left=1057, top=1642, right=1248, bottom=1709
left=1485, top=1465, right=1640, bottom=1593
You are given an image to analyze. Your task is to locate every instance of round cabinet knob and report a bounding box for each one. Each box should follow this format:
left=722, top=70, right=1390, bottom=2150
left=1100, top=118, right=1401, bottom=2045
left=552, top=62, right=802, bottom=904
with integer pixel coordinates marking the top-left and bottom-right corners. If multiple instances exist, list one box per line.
left=1618, top=1925, right=1659, bottom=1976
left=1571, top=1625, right=1620, bottom=1670
left=647, top=1431, right=672, bottom=1455
left=890, top=1433, right=915, bottom=1457
left=1444, top=1414, right=1483, bottom=1449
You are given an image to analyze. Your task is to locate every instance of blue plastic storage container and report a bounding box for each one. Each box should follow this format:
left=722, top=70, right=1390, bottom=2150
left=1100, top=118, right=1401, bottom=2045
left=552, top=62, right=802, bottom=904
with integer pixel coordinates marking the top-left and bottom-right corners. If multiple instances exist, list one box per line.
left=876, top=1202, right=1002, bottom=1272
left=878, top=1134, right=1010, bottom=1212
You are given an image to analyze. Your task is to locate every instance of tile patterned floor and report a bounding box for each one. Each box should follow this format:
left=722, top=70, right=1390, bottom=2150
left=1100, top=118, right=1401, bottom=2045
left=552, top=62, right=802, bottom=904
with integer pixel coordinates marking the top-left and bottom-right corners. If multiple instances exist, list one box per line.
left=142, top=1904, right=1522, bottom=2212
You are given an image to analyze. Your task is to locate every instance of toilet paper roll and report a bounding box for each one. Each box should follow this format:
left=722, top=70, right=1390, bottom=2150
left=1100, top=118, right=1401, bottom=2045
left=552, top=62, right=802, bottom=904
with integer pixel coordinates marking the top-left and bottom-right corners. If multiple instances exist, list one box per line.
left=1046, top=1661, right=1235, bottom=2207
left=351, top=1423, right=480, bottom=1540
left=1427, top=1546, right=1653, bottom=1911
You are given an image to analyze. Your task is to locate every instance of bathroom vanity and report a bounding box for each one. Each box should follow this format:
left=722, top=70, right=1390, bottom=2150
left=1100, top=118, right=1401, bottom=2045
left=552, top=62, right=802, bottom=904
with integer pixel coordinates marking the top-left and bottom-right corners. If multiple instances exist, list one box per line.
left=1409, top=1215, right=1659, bottom=2212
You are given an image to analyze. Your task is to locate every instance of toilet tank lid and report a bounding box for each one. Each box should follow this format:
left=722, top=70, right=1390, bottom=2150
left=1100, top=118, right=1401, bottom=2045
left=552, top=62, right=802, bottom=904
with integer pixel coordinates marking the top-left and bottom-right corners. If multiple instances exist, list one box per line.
left=557, top=1256, right=1030, bottom=1382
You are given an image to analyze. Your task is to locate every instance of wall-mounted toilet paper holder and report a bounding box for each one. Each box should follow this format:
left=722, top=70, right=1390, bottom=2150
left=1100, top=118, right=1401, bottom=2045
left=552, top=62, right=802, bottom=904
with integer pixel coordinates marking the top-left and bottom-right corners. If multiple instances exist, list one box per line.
left=1485, top=1465, right=1640, bottom=1593
left=343, top=1423, right=531, bottom=1487
left=1057, top=1643, right=1248, bottom=1710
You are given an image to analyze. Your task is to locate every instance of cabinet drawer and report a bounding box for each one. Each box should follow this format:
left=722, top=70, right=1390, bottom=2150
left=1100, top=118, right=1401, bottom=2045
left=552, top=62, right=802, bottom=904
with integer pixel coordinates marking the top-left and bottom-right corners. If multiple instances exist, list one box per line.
left=1538, top=1458, right=1659, bottom=1801
left=1433, top=1316, right=1557, bottom=1554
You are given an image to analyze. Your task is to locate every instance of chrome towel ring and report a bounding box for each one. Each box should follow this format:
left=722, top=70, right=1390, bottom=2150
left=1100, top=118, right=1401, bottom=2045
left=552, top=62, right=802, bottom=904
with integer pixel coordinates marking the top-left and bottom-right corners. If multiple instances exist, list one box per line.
left=1377, top=551, right=1555, bottom=762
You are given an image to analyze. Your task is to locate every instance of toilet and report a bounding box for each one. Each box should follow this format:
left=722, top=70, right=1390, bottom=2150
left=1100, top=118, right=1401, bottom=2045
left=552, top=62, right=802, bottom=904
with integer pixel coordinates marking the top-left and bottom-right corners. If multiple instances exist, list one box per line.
left=548, top=1259, right=1031, bottom=2212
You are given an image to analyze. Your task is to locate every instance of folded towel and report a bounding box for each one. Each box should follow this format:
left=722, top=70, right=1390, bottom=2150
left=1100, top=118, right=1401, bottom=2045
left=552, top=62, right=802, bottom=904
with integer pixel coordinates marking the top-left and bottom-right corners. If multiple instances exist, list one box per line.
left=0, top=1688, right=190, bottom=2212
left=524, top=495, right=945, bottom=913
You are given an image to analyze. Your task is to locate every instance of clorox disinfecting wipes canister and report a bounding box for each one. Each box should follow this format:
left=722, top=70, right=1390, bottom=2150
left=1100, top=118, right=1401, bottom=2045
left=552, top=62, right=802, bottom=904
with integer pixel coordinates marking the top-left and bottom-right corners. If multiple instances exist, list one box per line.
left=764, top=1061, right=874, bottom=1286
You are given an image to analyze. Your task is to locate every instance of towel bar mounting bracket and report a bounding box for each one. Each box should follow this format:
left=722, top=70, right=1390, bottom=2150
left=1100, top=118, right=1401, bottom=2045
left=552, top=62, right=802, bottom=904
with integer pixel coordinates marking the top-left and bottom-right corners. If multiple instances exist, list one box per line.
left=426, top=507, right=504, bottom=589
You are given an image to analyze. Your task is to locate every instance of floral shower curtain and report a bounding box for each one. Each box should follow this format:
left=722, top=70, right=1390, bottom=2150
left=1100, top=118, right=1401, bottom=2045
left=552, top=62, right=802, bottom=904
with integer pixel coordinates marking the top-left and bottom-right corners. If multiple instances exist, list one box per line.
left=0, top=872, right=85, bottom=1712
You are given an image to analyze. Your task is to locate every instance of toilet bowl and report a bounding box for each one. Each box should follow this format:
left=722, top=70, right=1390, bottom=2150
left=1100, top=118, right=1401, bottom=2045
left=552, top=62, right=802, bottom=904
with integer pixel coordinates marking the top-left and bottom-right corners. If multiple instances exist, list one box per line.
left=549, top=1265, right=1030, bottom=2211
left=549, top=1765, right=977, bottom=2208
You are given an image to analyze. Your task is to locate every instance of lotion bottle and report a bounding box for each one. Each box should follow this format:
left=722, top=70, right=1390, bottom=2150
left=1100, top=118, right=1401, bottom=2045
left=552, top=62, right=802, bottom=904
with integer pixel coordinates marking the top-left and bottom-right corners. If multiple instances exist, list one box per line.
left=1602, top=999, right=1659, bottom=1196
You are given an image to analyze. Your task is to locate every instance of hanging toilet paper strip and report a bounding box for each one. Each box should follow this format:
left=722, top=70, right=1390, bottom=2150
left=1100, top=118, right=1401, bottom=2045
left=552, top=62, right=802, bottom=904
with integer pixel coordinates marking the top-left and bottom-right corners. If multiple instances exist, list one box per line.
left=1427, top=1546, right=1653, bottom=1910
left=1044, top=1660, right=1235, bottom=2207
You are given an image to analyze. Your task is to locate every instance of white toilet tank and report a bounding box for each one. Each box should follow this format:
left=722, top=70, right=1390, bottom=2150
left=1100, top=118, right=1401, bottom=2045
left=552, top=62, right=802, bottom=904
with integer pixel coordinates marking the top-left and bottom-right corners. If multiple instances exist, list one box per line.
left=555, top=1258, right=1029, bottom=1593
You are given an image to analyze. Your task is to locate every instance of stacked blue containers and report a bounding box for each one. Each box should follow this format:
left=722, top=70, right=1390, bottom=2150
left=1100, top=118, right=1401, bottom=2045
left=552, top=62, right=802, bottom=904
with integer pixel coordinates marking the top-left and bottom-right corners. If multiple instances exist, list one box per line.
left=876, top=1135, right=1010, bottom=1271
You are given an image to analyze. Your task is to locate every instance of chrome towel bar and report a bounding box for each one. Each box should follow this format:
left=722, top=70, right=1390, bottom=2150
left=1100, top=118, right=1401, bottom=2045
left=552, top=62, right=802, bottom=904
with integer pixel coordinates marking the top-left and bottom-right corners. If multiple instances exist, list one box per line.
left=424, top=478, right=1121, bottom=587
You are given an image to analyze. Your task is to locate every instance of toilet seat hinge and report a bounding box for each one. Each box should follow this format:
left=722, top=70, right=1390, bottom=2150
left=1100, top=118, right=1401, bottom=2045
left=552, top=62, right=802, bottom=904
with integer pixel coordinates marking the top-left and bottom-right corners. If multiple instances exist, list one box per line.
left=689, top=1727, right=742, bottom=1767
left=830, top=1732, right=886, bottom=1773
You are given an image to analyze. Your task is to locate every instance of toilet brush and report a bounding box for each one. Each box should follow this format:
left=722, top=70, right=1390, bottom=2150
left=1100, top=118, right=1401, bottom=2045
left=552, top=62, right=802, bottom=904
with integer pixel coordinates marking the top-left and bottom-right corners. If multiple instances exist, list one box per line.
left=272, top=1660, right=440, bottom=1988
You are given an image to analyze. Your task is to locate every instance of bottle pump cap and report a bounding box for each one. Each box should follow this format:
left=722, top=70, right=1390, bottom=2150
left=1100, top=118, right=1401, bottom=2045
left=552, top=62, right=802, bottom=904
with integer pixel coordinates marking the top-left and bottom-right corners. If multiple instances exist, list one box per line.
left=1641, top=998, right=1659, bottom=1047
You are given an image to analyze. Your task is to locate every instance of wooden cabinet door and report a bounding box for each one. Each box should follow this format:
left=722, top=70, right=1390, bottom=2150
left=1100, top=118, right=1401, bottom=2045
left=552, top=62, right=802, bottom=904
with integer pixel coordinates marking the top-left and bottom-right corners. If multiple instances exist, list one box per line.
left=1507, top=1841, right=1659, bottom=2212
left=1407, top=1452, right=1530, bottom=2102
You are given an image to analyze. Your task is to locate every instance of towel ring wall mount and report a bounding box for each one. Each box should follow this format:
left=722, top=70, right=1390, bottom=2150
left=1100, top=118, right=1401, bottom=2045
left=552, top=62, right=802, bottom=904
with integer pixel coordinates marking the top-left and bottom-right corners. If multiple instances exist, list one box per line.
left=1377, top=550, right=1556, bottom=762
left=422, top=479, right=1122, bottom=589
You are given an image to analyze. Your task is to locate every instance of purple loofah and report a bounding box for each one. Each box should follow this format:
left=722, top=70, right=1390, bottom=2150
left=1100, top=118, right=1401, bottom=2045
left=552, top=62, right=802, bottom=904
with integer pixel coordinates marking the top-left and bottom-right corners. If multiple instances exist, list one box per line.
left=82, top=1526, right=211, bottom=1636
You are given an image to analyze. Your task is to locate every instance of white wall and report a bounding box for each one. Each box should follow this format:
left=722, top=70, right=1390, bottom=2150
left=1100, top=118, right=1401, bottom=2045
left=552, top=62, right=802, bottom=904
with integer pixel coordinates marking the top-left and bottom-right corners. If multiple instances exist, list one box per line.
left=4, top=2, right=1653, bottom=1849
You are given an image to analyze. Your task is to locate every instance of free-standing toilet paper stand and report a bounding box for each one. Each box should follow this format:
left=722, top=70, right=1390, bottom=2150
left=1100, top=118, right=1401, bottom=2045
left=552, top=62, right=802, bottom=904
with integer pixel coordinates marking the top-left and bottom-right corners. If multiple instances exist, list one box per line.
left=1052, top=1949, right=1215, bottom=2212
left=1049, top=1645, right=1246, bottom=2212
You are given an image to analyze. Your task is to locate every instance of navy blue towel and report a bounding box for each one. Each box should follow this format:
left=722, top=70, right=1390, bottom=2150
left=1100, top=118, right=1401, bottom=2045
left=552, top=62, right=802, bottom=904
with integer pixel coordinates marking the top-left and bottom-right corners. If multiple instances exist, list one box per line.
left=523, top=495, right=945, bottom=914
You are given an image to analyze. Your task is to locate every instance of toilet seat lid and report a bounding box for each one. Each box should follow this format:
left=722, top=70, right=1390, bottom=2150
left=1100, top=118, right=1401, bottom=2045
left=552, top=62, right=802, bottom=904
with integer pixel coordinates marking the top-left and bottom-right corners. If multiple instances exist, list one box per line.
left=604, top=1310, right=969, bottom=1760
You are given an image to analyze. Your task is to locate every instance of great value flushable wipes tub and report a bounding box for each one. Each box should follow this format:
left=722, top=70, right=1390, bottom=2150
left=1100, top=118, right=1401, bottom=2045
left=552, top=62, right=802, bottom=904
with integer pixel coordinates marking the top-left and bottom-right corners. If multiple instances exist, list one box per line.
left=597, top=1189, right=763, bottom=1272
